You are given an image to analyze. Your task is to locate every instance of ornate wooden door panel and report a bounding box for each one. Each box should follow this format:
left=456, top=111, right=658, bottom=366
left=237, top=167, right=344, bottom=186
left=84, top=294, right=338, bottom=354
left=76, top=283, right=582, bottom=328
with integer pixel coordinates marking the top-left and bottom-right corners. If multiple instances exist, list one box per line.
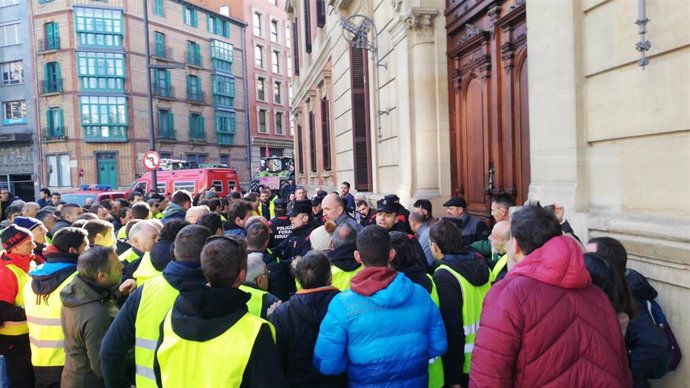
left=447, top=0, right=530, bottom=222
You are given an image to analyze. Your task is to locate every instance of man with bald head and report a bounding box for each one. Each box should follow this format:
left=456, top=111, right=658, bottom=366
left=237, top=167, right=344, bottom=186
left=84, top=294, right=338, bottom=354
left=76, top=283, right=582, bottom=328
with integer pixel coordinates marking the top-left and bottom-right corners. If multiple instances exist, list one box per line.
left=119, top=221, right=161, bottom=283
left=185, top=205, right=210, bottom=224
left=488, top=220, right=511, bottom=282
left=321, top=193, right=362, bottom=233
left=52, top=204, right=83, bottom=235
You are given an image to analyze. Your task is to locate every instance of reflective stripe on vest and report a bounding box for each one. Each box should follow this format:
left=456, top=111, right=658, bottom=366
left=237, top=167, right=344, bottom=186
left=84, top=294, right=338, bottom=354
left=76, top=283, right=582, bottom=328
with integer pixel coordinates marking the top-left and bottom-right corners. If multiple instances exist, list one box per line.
left=157, top=311, right=265, bottom=388
left=491, top=254, right=508, bottom=282
left=133, top=252, right=161, bottom=287
left=330, top=264, right=363, bottom=291
left=425, top=274, right=444, bottom=388
left=23, top=271, right=77, bottom=366
left=435, top=264, right=491, bottom=374
left=119, top=248, right=140, bottom=264
left=239, top=285, right=267, bottom=318
left=0, top=264, right=29, bottom=336
left=134, top=276, right=179, bottom=388
left=116, top=227, right=127, bottom=240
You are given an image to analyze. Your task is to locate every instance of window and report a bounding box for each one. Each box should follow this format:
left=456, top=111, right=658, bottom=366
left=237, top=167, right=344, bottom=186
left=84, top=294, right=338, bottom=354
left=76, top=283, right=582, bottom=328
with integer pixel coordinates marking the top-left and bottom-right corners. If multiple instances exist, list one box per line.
left=316, top=0, right=326, bottom=28
left=184, top=6, right=198, bottom=27
left=186, top=75, right=202, bottom=102
left=3, top=100, right=26, bottom=125
left=158, top=109, right=174, bottom=138
left=286, top=23, right=291, bottom=48
left=321, top=97, right=331, bottom=170
left=75, top=8, right=123, bottom=48
left=189, top=113, right=205, bottom=140
left=80, top=95, right=128, bottom=141
left=210, top=40, right=233, bottom=72
left=187, top=41, right=202, bottom=67
left=309, top=111, right=316, bottom=172
left=350, top=47, right=372, bottom=190
left=77, top=52, right=125, bottom=90
left=154, top=32, right=167, bottom=58
left=43, top=62, right=62, bottom=94
left=216, top=111, right=236, bottom=145
left=258, top=109, right=267, bottom=133
left=219, top=154, right=229, bottom=166
left=44, top=22, right=60, bottom=51
left=297, top=124, right=303, bottom=174
left=270, top=20, right=279, bottom=43
left=254, top=45, right=264, bottom=68
left=292, top=20, right=300, bottom=75
left=273, top=81, right=282, bottom=104
left=173, top=180, right=196, bottom=192
left=256, top=77, right=265, bottom=101
left=212, top=75, right=235, bottom=108
left=46, top=108, right=65, bottom=139
left=0, top=0, right=20, bottom=7
left=47, top=154, right=71, bottom=187
left=153, top=0, right=164, bottom=16
left=207, top=14, right=229, bottom=38
left=0, top=22, right=20, bottom=47
left=272, top=50, right=280, bottom=73
left=1, top=61, right=23, bottom=85
left=303, top=0, right=312, bottom=53
left=153, top=68, right=172, bottom=97
left=186, top=154, right=206, bottom=165
left=275, top=111, right=284, bottom=135
left=253, top=12, right=263, bottom=36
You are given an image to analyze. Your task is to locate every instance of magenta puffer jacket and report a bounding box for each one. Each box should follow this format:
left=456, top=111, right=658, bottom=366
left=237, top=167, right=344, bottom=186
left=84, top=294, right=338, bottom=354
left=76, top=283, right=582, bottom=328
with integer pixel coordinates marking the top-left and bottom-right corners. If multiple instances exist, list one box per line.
left=469, top=236, right=632, bottom=388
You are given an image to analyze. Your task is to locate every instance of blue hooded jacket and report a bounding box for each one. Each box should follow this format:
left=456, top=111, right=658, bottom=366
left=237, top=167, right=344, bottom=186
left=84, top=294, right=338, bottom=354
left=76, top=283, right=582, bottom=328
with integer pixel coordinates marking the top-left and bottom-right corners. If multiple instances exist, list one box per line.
left=314, top=272, right=447, bottom=388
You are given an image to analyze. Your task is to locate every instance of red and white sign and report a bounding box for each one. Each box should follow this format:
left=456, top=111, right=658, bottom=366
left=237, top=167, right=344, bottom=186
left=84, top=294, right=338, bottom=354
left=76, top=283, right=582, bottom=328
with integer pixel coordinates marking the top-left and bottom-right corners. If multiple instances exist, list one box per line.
left=143, top=151, right=161, bottom=171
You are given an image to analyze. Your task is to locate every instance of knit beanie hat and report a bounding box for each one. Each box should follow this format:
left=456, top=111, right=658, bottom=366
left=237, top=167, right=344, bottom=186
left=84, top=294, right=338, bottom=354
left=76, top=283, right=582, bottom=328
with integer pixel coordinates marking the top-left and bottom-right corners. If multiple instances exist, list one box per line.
left=1, top=225, right=32, bottom=252
left=13, top=216, right=43, bottom=231
left=309, top=220, right=336, bottom=251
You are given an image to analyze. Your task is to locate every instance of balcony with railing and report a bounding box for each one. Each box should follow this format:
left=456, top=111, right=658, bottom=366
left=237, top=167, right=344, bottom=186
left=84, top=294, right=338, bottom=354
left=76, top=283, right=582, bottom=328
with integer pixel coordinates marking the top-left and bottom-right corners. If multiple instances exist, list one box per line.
left=153, top=84, right=175, bottom=99
left=186, top=51, right=203, bottom=68
left=42, top=78, right=63, bottom=94
left=158, top=127, right=176, bottom=141
left=189, top=127, right=206, bottom=142
left=187, top=90, right=205, bottom=104
left=83, top=125, right=127, bottom=142
left=152, top=45, right=174, bottom=61
left=44, top=126, right=66, bottom=141
left=38, top=38, right=61, bottom=52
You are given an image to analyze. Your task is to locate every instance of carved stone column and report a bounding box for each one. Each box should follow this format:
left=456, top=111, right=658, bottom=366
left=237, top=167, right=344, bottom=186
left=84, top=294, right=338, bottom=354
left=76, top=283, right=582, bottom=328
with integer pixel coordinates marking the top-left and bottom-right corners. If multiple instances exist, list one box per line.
left=405, top=8, right=441, bottom=197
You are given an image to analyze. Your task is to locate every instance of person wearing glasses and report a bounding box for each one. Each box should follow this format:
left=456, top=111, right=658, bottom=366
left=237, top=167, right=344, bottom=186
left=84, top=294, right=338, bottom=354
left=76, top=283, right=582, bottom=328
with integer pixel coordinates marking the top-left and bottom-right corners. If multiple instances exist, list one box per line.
left=240, top=253, right=282, bottom=319
left=154, top=234, right=287, bottom=387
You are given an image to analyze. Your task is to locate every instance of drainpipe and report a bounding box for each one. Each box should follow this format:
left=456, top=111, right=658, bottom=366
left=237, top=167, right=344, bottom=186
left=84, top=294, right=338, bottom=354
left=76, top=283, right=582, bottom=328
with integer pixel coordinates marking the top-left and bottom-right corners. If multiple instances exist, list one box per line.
left=241, top=25, right=252, bottom=186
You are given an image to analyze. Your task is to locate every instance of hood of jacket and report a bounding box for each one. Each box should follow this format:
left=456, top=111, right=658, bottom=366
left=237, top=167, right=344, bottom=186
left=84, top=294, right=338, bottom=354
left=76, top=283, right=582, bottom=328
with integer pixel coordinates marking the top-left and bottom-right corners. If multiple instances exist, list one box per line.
left=170, top=283, right=250, bottom=341
left=436, top=251, right=490, bottom=286
left=289, top=288, right=340, bottom=328
left=29, top=246, right=79, bottom=296
left=351, top=272, right=418, bottom=308
left=163, top=203, right=185, bottom=219
left=60, top=275, right=113, bottom=307
left=162, top=260, right=207, bottom=290
left=328, top=242, right=361, bottom=272
left=626, top=268, right=658, bottom=301
left=508, top=235, right=591, bottom=289
left=1, top=252, right=35, bottom=273
left=150, top=239, right=174, bottom=271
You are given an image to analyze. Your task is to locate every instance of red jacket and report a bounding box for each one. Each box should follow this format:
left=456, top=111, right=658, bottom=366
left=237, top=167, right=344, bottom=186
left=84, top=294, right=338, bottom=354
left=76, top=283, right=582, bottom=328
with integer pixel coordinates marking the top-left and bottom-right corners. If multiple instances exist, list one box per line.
left=469, top=236, right=632, bottom=388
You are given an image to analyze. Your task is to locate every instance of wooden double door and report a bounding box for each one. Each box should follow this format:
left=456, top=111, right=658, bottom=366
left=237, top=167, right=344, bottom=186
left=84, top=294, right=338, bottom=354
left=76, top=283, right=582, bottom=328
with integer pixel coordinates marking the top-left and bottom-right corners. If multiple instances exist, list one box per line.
left=446, top=0, right=530, bottom=223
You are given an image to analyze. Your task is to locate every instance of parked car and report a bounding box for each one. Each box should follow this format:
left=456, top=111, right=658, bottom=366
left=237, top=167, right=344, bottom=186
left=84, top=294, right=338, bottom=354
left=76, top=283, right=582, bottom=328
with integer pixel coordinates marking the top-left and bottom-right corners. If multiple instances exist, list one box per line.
left=60, top=185, right=127, bottom=206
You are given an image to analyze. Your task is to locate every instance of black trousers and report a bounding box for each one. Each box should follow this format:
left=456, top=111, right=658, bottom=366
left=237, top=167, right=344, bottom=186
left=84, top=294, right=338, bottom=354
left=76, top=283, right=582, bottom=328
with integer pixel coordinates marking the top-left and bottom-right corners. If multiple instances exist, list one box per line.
left=0, top=334, right=34, bottom=388
left=33, top=366, right=62, bottom=388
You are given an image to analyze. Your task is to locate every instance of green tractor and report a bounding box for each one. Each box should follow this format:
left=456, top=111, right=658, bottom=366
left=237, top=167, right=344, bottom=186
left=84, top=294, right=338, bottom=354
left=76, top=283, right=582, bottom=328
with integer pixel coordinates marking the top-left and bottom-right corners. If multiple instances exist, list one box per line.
left=250, top=156, right=295, bottom=193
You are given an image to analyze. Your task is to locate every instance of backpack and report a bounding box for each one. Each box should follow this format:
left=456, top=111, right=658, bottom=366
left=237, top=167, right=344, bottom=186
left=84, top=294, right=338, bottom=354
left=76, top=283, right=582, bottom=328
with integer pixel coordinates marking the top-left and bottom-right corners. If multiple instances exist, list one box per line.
left=646, top=299, right=683, bottom=378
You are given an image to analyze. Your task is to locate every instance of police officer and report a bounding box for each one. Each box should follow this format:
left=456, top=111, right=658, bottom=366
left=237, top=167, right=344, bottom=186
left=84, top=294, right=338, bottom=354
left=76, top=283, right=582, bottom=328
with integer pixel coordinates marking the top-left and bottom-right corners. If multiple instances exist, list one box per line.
left=268, top=199, right=292, bottom=250
left=274, top=200, right=314, bottom=265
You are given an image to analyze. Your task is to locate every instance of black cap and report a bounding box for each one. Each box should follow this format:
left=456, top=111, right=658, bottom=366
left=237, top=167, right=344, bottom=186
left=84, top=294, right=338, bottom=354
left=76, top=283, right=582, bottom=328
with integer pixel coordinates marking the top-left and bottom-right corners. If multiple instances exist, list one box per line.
left=288, top=199, right=312, bottom=217
left=376, top=198, right=400, bottom=214
left=384, top=194, right=400, bottom=203
left=443, top=197, right=467, bottom=208
left=273, top=199, right=287, bottom=209
left=311, top=196, right=324, bottom=206
left=316, top=190, right=328, bottom=198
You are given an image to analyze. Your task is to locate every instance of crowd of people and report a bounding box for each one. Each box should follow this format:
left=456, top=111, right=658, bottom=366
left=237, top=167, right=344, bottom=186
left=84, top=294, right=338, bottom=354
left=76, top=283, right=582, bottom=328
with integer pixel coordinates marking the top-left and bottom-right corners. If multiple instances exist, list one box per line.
left=0, top=183, right=677, bottom=387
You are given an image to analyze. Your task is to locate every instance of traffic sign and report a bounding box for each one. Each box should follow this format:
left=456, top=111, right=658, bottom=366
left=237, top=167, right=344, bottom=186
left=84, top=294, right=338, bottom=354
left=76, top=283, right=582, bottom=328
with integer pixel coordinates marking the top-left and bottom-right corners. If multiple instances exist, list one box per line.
left=143, top=151, right=161, bottom=171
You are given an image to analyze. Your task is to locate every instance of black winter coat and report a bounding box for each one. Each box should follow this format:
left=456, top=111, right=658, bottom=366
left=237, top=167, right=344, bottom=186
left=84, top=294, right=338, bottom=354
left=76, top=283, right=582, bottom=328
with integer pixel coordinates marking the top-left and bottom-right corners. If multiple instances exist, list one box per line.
left=269, top=288, right=346, bottom=388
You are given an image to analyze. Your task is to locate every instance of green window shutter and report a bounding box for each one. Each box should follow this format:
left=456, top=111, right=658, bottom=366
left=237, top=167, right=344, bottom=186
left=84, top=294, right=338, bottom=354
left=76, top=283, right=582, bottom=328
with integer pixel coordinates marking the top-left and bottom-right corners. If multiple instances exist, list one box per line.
left=229, top=113, right=236, bottom=134
left=167, top=111, right=174, bottom=129
left=154, top=0, right=164, bottom=16
left=230, top=78, right=236, bottom=97
left=200, top=116, right=205, bottom=136
left=47, top=109, right=54, bottom=131
left=186, top=75, right=191, bottom=93
left=165, top=70, right=170, bottom=87
left=192, top=10, right=198, bottom=27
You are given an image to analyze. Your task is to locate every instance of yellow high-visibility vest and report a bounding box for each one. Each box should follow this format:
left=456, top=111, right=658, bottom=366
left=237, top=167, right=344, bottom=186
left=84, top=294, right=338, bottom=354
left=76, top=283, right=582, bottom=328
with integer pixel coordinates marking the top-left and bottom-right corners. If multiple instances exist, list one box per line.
left=330, top=264, right=363, bottom=291
left=0, top=264, right=29, bottom=336
left=133, top=252, right=161, bottom=286
left=119, top=247, right=141, bottom=264
left=157, top=311, right=267, bottom=388
left=426, top=273, right=443, bottom=388
left=239, top=285, right=267, bottom=318
left=133, top=276, right=179, bottom=388
left=435, top=264, right=491, bottom=373
left=23, top=271, right=77, bottom=366
left=491, top=254, right=508, bottom=282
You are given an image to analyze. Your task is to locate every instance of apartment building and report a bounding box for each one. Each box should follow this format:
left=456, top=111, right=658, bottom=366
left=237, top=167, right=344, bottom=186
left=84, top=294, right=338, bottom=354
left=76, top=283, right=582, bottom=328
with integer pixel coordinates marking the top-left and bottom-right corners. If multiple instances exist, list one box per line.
left=31, top=0, right=250, bottom=189
left=1, top=0, right=39, bottom=200
left=197, top=0, right=293, bottom=169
